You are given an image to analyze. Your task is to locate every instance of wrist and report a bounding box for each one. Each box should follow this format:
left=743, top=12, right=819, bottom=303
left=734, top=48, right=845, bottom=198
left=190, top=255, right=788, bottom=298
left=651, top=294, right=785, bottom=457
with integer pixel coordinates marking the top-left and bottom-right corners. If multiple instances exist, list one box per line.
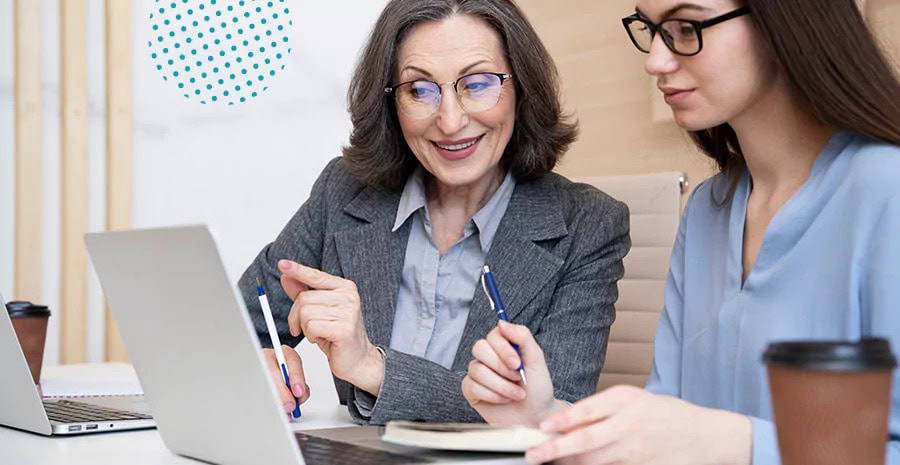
left=353, top=344, right=385, bottom=397
left=528, top=398, right=569, bottom=428
left=699, top=408, right=752, bottom=465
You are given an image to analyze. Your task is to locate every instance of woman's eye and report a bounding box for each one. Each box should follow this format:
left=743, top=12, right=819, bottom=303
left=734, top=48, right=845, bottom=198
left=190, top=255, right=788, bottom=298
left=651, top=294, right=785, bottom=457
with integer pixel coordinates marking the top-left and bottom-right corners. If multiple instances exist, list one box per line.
left=408, top=83, right=437, bottom=99
left=465, top=82, right=489, bottom=93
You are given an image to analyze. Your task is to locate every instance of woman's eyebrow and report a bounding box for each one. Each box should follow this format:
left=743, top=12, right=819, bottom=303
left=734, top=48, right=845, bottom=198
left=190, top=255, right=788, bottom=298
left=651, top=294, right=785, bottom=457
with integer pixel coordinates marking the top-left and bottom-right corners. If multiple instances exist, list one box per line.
left=398, top=65, right=433, bottom=80
left=636, top=3, right=710, bottom=20
left=399, top=59, right=493, bottom=81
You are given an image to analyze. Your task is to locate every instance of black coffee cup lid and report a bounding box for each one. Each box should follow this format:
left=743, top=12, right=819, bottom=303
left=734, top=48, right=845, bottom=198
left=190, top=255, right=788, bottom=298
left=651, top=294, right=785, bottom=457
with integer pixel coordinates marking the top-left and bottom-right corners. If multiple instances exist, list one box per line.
left=5, top=301, right=51, bottom=318
left=763, top=338, right=897, bottom=371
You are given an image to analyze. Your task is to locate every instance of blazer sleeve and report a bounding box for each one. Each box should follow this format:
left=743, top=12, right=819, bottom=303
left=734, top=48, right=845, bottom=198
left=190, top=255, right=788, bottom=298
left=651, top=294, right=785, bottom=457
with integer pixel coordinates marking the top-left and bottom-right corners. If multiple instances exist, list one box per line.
left=237, top=157, right=341, bottom=348
left=362, top=187, right=631, bottom=424
left=537, top=192, right=630, bottom=403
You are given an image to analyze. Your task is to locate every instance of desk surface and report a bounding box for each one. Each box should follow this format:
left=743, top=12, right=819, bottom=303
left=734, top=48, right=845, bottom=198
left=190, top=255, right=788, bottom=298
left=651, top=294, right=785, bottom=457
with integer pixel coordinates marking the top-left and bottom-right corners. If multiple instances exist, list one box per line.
left=2, top=362, right=527, bottom=465
left=0, top=360, right=359, bottom=465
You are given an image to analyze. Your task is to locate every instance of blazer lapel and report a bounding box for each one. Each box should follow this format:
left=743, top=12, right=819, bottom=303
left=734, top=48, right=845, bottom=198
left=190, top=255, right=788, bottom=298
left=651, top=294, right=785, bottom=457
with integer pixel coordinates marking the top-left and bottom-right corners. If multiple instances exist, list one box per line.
left=333, top=186, right=408, bottom=350
left=453, top=178, right=568, bottom=369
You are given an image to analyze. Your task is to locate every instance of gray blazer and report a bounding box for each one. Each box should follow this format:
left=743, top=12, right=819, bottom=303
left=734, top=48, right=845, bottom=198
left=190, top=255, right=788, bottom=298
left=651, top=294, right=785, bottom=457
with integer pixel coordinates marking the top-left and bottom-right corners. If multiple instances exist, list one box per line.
left=239, top=157, right=630, bottom=424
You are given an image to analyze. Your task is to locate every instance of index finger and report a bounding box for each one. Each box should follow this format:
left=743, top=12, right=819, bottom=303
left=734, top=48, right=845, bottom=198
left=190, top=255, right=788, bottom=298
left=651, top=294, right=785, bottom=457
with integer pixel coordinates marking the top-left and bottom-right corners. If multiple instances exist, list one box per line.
left=277, top=260, right=350, bottom=294
left=539, top=387, right=629, bottom=433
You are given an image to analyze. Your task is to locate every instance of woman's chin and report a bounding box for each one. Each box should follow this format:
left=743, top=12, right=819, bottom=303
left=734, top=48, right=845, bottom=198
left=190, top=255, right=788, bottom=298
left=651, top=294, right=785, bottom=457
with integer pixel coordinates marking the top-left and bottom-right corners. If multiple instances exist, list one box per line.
left=672, top=111, right=725, bottom=132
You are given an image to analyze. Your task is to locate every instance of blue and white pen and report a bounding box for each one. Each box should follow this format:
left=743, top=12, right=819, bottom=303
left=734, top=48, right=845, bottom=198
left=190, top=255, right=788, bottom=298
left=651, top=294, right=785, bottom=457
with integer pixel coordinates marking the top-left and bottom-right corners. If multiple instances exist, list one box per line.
left=257, top=278, right=302, bottom=419
left=480, top=265, right=527, bottom=385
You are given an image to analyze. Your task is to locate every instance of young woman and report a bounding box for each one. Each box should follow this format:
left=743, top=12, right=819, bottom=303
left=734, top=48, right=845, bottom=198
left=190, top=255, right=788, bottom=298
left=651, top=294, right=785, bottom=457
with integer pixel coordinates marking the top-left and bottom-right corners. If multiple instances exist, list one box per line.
left=462, top=0, right=900, bottom=463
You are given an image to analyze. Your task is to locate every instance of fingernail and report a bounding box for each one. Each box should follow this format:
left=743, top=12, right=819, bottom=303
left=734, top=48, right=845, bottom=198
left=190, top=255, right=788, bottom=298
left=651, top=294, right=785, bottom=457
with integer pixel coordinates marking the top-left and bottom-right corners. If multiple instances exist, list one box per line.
left=283, top=401, right=295, bottom=412
left=513, top=388, right=526, bottom=399
left=278, top=260, right=292, bottom=270
left=525, top=448, right=547, bottom=464
left=293, top=383, right=304, bottom=397
left=508, top=357, right=521, bottom=367
left=498, top=320, right=509, bottom=328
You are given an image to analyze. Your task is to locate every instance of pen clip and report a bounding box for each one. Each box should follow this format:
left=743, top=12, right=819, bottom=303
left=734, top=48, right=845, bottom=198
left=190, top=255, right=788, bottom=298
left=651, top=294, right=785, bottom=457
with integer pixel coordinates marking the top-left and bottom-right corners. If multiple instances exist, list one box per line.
left=480, top=270, right=496, bottom=311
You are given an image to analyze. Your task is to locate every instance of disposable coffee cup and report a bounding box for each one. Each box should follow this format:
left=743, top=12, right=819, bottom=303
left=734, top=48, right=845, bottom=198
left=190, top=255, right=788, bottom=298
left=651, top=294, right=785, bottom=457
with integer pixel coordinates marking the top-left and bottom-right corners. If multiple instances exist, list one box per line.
left=5, top=301, right=51, bottom=384
left=763, top=338, right=896, bottom=465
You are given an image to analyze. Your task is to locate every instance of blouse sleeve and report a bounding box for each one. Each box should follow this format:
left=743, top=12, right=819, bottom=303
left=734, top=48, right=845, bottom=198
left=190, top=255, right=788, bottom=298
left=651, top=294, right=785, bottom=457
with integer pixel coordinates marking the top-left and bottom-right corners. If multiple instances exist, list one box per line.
left=862, top=192, right=900, bottom=465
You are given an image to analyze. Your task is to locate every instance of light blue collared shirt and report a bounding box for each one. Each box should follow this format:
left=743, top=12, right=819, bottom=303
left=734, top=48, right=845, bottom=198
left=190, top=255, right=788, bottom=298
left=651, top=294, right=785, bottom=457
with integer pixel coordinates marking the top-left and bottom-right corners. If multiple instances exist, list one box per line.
left=646, top=131, right=900, bottom=464
left=389, top=168, right=516, bottom=369
left=354, top=168, right=516, bottom=416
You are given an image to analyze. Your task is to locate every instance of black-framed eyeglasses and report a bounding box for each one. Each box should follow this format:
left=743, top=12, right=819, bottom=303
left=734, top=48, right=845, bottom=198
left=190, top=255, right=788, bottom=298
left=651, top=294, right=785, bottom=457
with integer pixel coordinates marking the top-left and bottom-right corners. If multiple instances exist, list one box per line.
left=384, top=72, right=513, bottom=119
left=622, top=6, right=752, bottom=57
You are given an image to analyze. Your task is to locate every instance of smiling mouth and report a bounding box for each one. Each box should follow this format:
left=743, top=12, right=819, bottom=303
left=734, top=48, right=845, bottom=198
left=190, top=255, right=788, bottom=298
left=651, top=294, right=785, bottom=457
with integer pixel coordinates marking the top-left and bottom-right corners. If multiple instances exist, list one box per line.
left=434, top=135, right=483, bottom=151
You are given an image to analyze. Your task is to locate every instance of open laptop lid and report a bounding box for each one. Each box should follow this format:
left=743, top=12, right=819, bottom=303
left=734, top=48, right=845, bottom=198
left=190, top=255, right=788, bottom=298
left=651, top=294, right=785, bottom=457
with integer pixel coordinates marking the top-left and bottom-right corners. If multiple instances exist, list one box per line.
left=85, top=226, right=304, bottom=465
left=0, top=292, right=54, bottom=435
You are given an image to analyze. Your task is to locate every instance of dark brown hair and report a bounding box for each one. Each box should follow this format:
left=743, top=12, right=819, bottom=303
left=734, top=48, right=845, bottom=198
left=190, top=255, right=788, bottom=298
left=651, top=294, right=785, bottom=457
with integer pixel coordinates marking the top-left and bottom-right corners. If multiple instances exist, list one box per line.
left=342, top=0, right=578, bottom=190
left=691, top=0, right=900, bottom=198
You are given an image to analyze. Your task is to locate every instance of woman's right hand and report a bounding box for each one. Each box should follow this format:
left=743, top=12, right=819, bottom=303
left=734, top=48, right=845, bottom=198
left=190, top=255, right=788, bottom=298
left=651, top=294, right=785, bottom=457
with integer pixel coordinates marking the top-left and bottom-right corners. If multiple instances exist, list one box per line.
left=262, top=345, right=311, bottom=413
left=461, top=320, right=564, bottom=427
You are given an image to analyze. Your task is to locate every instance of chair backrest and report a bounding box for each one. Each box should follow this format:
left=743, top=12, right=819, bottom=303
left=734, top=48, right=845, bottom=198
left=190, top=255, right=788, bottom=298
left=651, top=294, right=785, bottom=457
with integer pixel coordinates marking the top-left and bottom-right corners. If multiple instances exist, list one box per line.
left=577, top=172, right=686, bottom=390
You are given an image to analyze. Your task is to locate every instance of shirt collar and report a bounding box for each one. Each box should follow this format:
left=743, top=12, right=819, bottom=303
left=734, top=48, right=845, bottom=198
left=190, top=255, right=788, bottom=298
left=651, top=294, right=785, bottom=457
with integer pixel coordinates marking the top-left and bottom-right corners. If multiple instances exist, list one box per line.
left=392, top=166, right=429, bottom=232
left=471, top=170, right=516, bottom=252
left=392, top=167, right=517, bottom=253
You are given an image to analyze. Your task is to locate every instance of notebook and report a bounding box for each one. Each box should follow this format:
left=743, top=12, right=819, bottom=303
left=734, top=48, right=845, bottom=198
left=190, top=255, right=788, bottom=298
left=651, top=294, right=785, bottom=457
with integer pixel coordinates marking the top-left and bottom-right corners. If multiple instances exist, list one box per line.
left=382, top=421, right=549, bottom=452
left=0, top=291, right=155, bottom=436
left=85, top=225, right=527, bottom=465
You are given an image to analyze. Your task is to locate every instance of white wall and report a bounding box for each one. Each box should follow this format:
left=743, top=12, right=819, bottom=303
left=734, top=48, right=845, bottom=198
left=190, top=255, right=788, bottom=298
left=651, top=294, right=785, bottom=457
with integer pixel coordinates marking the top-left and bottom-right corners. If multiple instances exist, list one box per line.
left=1, top=0, right=389, bottom=373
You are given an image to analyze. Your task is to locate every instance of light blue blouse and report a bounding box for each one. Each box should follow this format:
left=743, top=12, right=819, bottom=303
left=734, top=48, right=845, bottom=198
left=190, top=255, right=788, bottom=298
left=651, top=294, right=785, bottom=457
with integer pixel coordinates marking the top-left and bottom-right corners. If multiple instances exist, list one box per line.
left=390, top=168, right=516, bottom=369
left=353, top=168, right=515, bottom=416
left=646, top=131, right=900, bottom=464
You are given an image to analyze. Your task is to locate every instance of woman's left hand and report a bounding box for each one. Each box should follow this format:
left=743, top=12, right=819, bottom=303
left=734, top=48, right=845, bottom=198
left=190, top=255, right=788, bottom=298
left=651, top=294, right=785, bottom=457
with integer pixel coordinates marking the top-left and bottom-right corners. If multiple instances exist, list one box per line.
left=277, top=259, right=384, bottom=395
left=525, top=385, right=752, bottom=465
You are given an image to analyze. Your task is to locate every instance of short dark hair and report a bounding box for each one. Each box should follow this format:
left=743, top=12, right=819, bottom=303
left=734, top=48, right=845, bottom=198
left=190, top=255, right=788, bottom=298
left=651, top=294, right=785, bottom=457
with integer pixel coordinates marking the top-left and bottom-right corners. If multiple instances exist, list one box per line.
left=342, top=0, right=578, bottom=190
left=690, top=0, right=900, bottom=201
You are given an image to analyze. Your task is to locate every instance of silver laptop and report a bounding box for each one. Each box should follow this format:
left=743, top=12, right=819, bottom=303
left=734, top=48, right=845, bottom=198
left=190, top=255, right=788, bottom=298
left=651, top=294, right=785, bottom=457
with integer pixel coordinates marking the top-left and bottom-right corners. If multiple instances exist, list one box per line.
left=85, top=225, right=525, bottom=465
left=0, top=292, right=154, bottom=435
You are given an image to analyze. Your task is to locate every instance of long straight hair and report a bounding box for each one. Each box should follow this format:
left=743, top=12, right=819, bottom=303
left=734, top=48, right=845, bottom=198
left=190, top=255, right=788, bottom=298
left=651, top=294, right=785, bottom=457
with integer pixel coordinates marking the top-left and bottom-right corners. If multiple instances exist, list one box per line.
left=691, top=0, right=900, bottom=199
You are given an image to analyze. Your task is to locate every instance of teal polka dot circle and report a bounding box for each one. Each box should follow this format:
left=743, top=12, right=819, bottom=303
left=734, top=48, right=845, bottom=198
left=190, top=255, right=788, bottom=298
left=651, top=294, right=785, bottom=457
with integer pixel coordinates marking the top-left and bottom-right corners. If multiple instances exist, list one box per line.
left=147, top=0, right=293, bottom=105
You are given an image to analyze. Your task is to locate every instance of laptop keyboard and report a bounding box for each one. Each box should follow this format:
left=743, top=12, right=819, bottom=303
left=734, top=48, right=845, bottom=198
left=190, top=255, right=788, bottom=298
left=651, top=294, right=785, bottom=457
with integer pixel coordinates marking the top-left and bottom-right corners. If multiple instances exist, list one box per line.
left=295, top=431, right=434, bottom=465
left=44, top=399, right=152, bottom=423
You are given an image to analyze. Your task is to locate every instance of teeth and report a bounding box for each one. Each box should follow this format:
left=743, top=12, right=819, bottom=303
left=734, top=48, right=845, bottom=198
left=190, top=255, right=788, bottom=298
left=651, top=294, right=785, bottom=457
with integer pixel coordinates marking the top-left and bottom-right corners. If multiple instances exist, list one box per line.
left=437, top=138, right=478, bottom=151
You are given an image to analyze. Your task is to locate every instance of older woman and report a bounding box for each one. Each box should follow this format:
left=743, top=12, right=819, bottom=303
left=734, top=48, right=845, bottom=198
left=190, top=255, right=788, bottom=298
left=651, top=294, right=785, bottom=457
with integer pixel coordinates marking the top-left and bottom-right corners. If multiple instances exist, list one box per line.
left=238, top=0, right=629, bottom=425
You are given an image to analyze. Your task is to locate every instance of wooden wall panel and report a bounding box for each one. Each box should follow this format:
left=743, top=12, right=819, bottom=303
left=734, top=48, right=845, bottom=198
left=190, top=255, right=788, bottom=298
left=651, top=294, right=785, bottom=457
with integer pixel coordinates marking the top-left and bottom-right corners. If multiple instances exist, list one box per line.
left=59, top=0, right=89, bottom=364
left=13, top=0, right=43, bottom=304
left=516, top=0, right=713, bottom=187
left=104, top=0, right=132, bottom=362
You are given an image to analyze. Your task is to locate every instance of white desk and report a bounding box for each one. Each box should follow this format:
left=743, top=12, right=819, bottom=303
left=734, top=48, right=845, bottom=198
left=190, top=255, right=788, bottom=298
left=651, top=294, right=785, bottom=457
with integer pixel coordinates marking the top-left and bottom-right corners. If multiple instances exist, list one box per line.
left=0, top=362, right=359, bottom=465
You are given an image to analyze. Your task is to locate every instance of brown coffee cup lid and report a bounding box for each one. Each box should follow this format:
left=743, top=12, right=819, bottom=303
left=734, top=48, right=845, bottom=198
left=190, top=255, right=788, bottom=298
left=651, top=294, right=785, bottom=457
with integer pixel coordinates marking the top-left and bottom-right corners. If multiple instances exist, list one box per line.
left=5, top=301, right=51, bottom=318
left=763, top=338, right=897, bottom=371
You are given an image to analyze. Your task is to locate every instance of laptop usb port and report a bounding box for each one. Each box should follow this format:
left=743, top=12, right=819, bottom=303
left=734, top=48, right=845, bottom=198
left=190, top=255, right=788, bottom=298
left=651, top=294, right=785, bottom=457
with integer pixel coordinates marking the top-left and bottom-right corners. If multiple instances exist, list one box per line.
left=68, top=425, right=82, bottom=432
left=85, top=424, right=99, bottom=430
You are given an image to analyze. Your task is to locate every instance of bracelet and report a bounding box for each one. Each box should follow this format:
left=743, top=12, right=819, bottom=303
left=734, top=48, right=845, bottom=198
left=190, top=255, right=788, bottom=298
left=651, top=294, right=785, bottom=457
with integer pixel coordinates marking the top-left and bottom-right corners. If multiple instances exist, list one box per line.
left=374, top=345, right=387, bottom=360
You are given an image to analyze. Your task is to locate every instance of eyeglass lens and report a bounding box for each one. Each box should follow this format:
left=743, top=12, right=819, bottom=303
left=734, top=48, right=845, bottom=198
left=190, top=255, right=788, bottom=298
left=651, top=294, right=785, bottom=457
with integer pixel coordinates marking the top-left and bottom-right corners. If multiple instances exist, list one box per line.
left=394, top=73, right=505, bottom=119
left=627, top=19, right=700, bottom=55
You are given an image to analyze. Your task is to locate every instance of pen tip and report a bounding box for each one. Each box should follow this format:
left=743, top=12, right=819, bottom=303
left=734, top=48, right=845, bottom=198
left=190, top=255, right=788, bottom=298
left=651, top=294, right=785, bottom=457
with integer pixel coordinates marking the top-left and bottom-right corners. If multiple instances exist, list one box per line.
left=519, top=368, right=528, bottom=386
left=256, top=278, right=261, bottom=286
